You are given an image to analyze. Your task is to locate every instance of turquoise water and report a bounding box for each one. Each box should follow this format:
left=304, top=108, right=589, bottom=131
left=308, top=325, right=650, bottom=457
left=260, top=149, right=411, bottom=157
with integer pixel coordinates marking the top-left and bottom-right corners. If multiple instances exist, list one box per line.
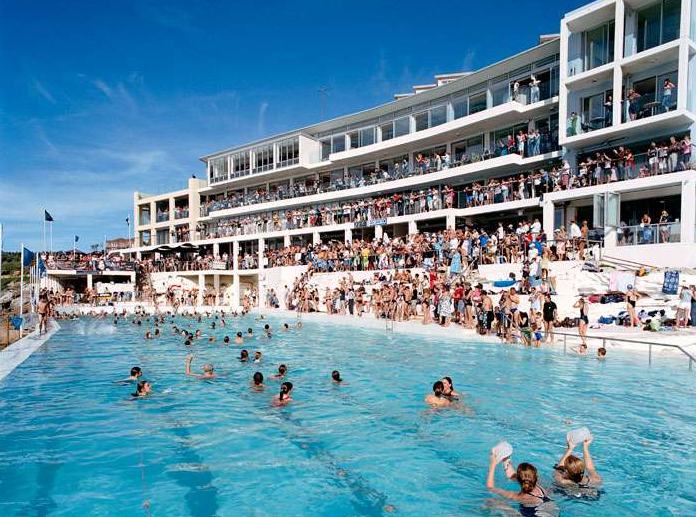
left=0, top=314, right=695, bottom=517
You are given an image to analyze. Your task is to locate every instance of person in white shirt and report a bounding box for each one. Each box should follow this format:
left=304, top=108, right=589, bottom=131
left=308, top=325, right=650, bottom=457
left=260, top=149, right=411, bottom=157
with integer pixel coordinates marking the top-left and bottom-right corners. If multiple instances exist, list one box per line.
left=530, top=219, right=541, bottom=235
left=569, top=220, right=581, bottom=239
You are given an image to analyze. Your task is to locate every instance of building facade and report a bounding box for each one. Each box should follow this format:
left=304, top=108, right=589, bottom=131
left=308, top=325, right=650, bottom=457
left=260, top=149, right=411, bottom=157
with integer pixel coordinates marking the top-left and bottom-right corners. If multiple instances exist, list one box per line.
left=123, top=0, right=696, bottom=306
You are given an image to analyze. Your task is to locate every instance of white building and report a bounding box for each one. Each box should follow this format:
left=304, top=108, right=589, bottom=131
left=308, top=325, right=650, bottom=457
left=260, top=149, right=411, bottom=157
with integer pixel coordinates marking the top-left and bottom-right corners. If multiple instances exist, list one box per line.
left=116, top=0, right=695, bottom=306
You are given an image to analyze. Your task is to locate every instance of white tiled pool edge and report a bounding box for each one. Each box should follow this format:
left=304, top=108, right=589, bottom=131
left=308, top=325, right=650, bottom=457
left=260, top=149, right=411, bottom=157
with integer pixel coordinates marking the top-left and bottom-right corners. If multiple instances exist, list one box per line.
left=0, top=320, right=61, bottom=382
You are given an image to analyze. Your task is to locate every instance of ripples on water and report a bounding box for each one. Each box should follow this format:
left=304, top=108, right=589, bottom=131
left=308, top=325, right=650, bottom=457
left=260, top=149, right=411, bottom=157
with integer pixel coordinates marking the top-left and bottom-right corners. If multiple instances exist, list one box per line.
left=0, top=314, right=694, bottom=517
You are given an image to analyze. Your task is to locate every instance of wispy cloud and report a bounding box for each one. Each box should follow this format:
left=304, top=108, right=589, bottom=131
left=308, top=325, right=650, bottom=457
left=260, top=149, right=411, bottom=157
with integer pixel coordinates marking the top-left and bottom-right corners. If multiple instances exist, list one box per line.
left=31, top=77, right=56, bottom=104
left=257, top=101, right=268, bottom=136
left=136, top=3, right=193, bottom=31
left=92, top=78, right=113, bottom=98
left=461, top=49, right=476, bottom=72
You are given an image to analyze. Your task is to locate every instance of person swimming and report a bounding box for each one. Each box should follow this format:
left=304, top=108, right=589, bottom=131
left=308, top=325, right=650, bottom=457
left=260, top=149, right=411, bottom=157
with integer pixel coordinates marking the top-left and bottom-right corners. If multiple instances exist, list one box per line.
left=283, top=323, right=290, bottom=331
left=252, top=371, right=264, bottom=390
left=331, top=370, right=343, bottom=383
left=184, top=338, right=192, bottom=346
left=425, top=381, right=451, bottom=407
left=297, top=321, right=302, bottom=329
left=270, top=364, right=287, bottom=379
left=597, top=347, right=606, bottom=360
left=273, top=381, right=293, bottom=405
left=234, top=331, right=244, bottom=344
left=441, top=376, right=460, bottom=398
left=144, top=331, right=153, bottom=339
left=185, top=354, right=216, bottom=378
left=119, top=366, right=142, bottom=382
left=240, top=349, right=249, bottom=362
left=572, top=343, right=588, bottom=355
left=247, top=328, right=253, bottom=337
left=132, top=380, right=151, bottom=398
left=154, top=328, right=160, bottom=336
left=223, top=335, right=230, bottom=344
left=487, top=455, right=557, bottom=517
left=554, top=435, right=602, bottom=495
left=254, top=351, right=263, bottom=363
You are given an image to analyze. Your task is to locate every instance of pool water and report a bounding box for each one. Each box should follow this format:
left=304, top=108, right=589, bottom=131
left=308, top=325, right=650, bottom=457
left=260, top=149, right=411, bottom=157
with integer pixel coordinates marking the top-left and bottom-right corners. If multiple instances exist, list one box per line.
left=1, top=314, right=695, bottom=517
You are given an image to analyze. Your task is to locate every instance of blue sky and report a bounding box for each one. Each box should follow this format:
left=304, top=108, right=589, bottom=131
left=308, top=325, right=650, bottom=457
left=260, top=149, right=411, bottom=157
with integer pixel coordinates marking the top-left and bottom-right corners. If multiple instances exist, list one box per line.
left=0, top=0, right=584, bottom=251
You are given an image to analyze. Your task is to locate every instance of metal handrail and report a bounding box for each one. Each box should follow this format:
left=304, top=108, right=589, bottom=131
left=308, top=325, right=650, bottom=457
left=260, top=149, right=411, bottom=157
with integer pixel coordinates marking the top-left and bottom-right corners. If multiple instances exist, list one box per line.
left=548, top=329, right=695, bottom=370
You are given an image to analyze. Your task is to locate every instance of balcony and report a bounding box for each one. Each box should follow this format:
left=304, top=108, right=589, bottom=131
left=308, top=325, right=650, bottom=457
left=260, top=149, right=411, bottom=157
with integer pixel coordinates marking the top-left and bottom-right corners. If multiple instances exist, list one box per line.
left=156, top=211, right=170, bottom=223
left=617, top=222, right=680, bottom=246
left=174, top=208, right=189, bottom=220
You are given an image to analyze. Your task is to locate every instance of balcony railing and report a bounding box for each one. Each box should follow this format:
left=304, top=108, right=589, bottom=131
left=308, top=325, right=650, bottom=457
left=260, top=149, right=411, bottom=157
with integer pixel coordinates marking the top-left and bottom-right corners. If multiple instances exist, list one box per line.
left=617, top=222, right=680, bottom=246
left=156, top=212, right=170, bottom=223
left=174, top=209, right=189, bottom=219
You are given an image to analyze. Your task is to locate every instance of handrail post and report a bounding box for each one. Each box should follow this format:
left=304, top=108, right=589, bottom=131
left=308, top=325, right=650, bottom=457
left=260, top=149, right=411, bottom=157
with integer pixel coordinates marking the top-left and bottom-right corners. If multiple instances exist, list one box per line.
left=649, top=343, right=652, bottom=365
left=563, top=334, right=567, bottom=354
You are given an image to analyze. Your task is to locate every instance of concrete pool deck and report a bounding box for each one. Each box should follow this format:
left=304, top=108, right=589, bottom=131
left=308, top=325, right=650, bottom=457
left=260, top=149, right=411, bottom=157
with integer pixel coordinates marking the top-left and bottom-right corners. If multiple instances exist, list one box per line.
left=0, top=320, right=60, bottom=382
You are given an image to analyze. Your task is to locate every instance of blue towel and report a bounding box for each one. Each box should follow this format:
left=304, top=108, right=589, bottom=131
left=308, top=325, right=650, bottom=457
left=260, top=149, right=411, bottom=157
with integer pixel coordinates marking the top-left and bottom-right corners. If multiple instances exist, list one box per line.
left=662, top=270, right=679, bottom=295
left=10, top=316, right=23, bottom=330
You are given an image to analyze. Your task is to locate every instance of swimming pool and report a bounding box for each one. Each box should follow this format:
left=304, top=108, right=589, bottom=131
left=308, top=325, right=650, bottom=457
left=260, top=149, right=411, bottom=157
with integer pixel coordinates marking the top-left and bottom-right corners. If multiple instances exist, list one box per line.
left=0, top=314, right=694, bottom=517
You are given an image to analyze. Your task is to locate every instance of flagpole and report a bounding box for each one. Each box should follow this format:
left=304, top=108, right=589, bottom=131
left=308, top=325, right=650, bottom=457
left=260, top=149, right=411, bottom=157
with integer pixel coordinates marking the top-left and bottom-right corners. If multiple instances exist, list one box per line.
left=50, top=222, right=53, bottom=254
left=43, top=209, right=46, bottom=253
left=20, top=244, right=24, bottom=334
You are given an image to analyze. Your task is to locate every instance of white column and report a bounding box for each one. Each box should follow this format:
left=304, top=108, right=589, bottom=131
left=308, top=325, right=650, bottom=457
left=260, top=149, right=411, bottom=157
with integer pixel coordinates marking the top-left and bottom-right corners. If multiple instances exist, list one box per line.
left=87, top=274, right=93, bottom=290
left=612, top=0, right=625, bottom=126
left=283, top=234, right=291, bottom=246
left=214, top=274, right=220, bottom=305
left=233, top=241, right=239, bottom=270
left=677, top=40, right=690, bottom=111
left=374, top=225, right=383, bottom=240
left=542, top=199, right=555, bottom=237
left=257, top=238, right=265, bottom=270
left=408, top=220, right=418, bottom=234
left=213, top=242, right=219, bottom=258
left=446, top=213, right=456, bottom=229
left=232, top=274, right=240, bottom=308
left=680, top=176, right=696, bottom=243
left=197, top=273, right=204, bottom=306
left=312, top=231, right=321, bottom=245
left=344, top=227, right=352, bottom=244
left=558, top=21, right=569, bottom=141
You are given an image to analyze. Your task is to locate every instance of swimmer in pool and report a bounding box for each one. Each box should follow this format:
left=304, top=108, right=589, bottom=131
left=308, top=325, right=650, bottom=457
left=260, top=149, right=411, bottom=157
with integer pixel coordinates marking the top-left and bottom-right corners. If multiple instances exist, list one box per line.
left=223, top=336, right=230, bottom=344
left=208, top=336, right=215, bottom=343
left=264, top=331, right=272, bottom=339
left=132, top=380, right=151, bottom=398
left=270, top=364, right=287, bottom=379
left=234, top=332, right=244, bottom=344
left=240, top=349, right=249, bottom=362
left=184, top=339, right=192, bottom=346
left=185, top=355, right=216, bottom=378
left=264, top=324, right=271, bottom=333
left=252, top=371, right=265, bottom=390
left=273, top=381, right=293, bottom=405
left=331, top=370, right=343, bottom=383
left=571, top=343, right=588, bottom=355
left=487, top=454, right=557, bottom=516
left=441, top=376, right=460, bottom=399
left=154, top=328, right=160, bottom=337
left=247, top=328, right=253, bottom=337
left=195, top=330, right=201, bottom=339
left=119, top=366, right=142, bottom=382
left=297, top=321, right=302, bottom=329
left=283, top=323, right=290, bottom=331
left=425, top=381, right=451, bottom=407
left=597, top=347, right=606, bottom=360
left=144, top=331, right=153, bottom=339
left=554, top=435, right=602, bottom=490
left=254, top=351, right=263, bottom=363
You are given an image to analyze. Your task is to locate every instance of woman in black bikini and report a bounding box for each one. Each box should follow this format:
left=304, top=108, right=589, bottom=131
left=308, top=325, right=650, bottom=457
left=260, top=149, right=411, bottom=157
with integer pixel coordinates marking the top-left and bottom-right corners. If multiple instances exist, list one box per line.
left=626, top=286, right=639, bottom=328
left=573, top=296, right=589, bottom=346
left=487, top=454, right=557, bottom=516
left=554, top=435, right=602, bottom=497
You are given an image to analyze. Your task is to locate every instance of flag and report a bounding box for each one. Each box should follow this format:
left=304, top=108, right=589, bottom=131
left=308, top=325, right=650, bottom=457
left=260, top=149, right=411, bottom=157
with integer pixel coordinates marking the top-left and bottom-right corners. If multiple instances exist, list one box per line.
left=38, top=256, right=47, bottom=278
left=44, top=210, right=54, bottom=222
left=22, top=247, right=35, bottom=267
left=74, top=235, right=79, bottom=243
left=126, top=216, right=130, bottom=225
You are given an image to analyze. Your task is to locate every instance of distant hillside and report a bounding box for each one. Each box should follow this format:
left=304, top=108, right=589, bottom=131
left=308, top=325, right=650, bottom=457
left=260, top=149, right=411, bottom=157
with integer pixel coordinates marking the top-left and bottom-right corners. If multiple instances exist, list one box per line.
left=1, top=252, right=21, bottom=291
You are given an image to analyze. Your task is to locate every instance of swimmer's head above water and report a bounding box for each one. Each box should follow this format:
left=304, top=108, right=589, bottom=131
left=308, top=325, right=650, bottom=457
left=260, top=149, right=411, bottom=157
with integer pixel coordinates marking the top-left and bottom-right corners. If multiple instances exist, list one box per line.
left=331, top=370, right=342, bottom=383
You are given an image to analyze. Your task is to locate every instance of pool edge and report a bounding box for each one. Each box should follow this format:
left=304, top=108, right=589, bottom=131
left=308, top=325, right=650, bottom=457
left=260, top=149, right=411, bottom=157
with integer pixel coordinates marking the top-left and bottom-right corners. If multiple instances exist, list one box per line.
left=0, top=320, right=61, bottom=382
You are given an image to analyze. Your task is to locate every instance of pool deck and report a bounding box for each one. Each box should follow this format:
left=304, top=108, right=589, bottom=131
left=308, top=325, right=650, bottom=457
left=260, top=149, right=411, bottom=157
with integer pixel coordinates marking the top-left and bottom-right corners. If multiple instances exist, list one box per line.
left=0, top=320, right=60, bottom=382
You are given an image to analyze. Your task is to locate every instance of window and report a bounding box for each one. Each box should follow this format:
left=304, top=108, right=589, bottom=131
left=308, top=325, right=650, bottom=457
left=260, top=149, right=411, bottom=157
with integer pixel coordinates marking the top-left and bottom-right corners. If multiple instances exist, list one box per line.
left=380, top=122, right=394, bottom=141
left=348, top=131, right=359, bottom=149
left=232, top=151, right=250, bottom=177
left=253, top=144, right=273, bottom=173
left=139, top=206, right=150, bottom=225
left=140, top=231, right=151, bottom=246
left=360, top=127, right=375, bottom=147
left=156, top=229, right=169, bottom=245
left=414, top=112, right=429, bottom=132
left=491, top=81, right=510, bottom=107
left=429, top=105, right=447, bottom=127
left=582, top=90, right=611, bottom=130
left=332, top=134, right=345, bottom=153
left=469, top=92, right=487, bottom=114
left=452, top=96, right=467, bottom=119
left=394, top=116, right=410, bottom=137
left=320, top=139, right=331, bottom=161
left=583, top=22, right=614, bottom=71
left=210, top=155, right=229, bottom=183
left=277, top=137, right=299, bottom=168
left=379, top=154, right=408, bottom=174
left=637, top=0, right=680, bottom=53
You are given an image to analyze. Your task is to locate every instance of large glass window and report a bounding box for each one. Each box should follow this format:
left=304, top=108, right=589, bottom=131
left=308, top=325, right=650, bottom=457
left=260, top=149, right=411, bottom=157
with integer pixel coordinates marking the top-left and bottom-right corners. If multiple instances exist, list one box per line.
left=277, top=137, right=299, bottom=168
left=414, top=112, right=429, bottom=132
left=394, top=116, right=410, bottom=137
left=380, top=122, right=394, bottom=141
left=452, top=96, right=468, bottom=119
left=320, top=139, right=331, bottom=161
left=429, top=105, right=447, bottom=127
left=348, top=131, right=359, bottom=150
left=583, top=22, right=615, bottom=71
left=232, top=151, right=250, bottom=177
left=332, top=134, right=346, bottom=153
left=491, top=81, right=510, bottom=107
left=637, top=0, right=680, bottom=53
left=360, top=127, right=375, bottom=147
left=469, top=92, right=487, bottom=114
left=253, top=144, right=273, bottom=173
left=582, top=90, right=611, bottom=131
left=210, top=155, right=230, bottom=183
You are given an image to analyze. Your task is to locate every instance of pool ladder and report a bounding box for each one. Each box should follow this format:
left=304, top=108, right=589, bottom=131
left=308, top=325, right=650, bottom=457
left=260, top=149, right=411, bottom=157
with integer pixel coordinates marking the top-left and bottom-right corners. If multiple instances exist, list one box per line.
left=385, top=318, right=395, bottom=332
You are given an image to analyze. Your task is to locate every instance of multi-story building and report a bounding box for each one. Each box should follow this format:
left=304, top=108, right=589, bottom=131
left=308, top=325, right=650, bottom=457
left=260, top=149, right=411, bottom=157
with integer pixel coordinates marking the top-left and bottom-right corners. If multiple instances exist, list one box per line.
left=122, top=0, right=696, bottom=306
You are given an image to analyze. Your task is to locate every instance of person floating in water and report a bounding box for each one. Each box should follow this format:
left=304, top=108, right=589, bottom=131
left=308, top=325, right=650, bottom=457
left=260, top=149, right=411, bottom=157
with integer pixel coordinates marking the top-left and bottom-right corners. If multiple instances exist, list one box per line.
left=425, top=381, right=451, bottom=407
left=554, top=435, right=602, bottom=491
left=185, top=355, right=216, bottom=378
left=597, top=347, right=606, bottom=360
left=254, top=351, right=263, bottom=363
left=486, top=453, right=557, bottom=516
left=119, top=366, right=142, bottom=382
left=144, top=331, right=153, bottom=339
left=234, top=332, right=244, bottom=344
left=132, top=380, right=151, bottom=398
left=240, top=349, right=250, bottom=362
left=441, top=376, right=460, bottom=399
left=331, top=370, right=343, bottom=383
left=252, top=372, right=265, bottom=391
left=270, top=364, right=287, bottom=379
left=283, top=323, right=290, bottom=331
left=273, top=382, right=293, bottom=406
